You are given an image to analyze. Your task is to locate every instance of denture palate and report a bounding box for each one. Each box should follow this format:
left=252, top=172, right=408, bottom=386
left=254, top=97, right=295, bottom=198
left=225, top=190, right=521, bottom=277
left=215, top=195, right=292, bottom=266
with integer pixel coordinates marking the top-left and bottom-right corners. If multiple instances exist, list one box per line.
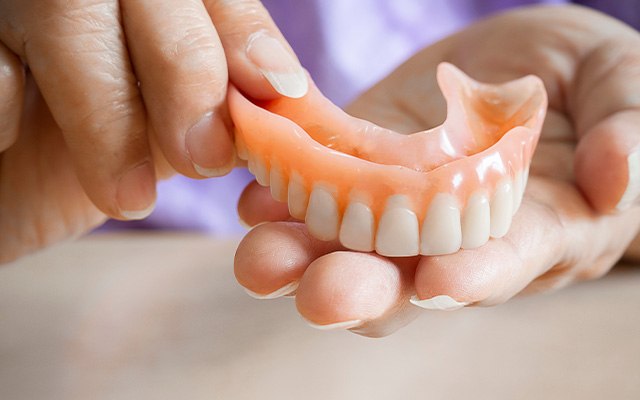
left=230, top=63, right=547, bottom=257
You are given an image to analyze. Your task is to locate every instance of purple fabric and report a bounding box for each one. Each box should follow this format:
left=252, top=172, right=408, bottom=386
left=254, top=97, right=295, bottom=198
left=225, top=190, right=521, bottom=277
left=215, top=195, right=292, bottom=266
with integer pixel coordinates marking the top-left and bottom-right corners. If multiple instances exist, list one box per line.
left=100, top=0, right=638, bottom=234
left=266, top=0, right=565, bottom=106
left=575, top=0, right=640, bottom=28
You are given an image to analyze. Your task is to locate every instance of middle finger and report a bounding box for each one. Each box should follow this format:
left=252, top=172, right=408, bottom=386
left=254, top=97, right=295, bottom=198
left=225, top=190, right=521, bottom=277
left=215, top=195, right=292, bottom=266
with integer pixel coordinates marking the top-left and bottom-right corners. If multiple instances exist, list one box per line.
left=122, top=0, right=234, bottom=178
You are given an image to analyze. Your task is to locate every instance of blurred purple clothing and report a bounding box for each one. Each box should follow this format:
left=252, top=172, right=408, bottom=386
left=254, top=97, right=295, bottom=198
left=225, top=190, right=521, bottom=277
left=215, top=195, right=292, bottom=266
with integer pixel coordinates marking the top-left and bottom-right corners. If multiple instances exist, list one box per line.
left=102, top=0, right=639, bottom=233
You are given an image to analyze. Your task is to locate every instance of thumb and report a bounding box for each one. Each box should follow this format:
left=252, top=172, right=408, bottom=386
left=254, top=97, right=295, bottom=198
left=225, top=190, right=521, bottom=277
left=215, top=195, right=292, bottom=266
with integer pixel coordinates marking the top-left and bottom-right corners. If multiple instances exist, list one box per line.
left=572, top=38, right=640, bottom=212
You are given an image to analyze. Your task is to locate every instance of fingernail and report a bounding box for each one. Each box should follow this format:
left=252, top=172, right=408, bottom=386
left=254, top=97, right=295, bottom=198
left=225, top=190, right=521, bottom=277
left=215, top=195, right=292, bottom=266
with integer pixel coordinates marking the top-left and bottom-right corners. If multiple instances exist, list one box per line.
left=303, top=318, right=363, bottom=331
left=238, top=218, right=268, bottom=231
left=616, top=150, right=640, bottom=211
left=246, top=31, right=308, bottom=98
left=186, top=112, right=234, bottom=177
left=410, top=294, right=469, bottom=311
left=244, top=281, right=299, bottom=299
left=117, top=161, right=156, bottom=220
left=238, top=217, right=252, bottom=230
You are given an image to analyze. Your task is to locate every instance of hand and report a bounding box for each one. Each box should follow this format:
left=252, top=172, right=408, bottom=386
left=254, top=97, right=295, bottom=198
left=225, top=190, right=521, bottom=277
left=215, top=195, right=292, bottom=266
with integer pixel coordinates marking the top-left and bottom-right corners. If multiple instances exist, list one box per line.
left=0, top=0, right=307, bottom=263
left=234, top=5, right=640, bottom=337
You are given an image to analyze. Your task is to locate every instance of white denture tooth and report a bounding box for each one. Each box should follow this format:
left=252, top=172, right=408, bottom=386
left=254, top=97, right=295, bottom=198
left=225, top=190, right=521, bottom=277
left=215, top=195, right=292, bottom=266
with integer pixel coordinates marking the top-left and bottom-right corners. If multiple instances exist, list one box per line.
left=461, top=192, right=491, bottom=249
left=339, top=201, right=375, bottom=252
left=247, top=156, right=257, bottom=175
left=490, top=180, right=514, bottom=239
left=512, top=170, right=524, bottom=215
left=375, top=195, right=420, bottom=257
left=252, top=158, right=270, bottom=187
left=420, top=193, right=462, bottom=255
left=269, top=163, right=287, bottom=202
left=306, top=185, right=340, bottom=241
left=523, top=166, right=530, bottom=189
left=235, top=136, right=249, bottom=160
left=287, top=172, right=308, bottom=220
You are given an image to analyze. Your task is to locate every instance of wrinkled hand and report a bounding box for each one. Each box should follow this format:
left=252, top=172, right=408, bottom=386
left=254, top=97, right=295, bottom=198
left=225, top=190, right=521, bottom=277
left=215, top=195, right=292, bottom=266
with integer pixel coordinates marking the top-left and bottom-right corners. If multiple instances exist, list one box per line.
left=234, top=5, right=640, bottom=337
left=0, top=0, right=306, bottom=263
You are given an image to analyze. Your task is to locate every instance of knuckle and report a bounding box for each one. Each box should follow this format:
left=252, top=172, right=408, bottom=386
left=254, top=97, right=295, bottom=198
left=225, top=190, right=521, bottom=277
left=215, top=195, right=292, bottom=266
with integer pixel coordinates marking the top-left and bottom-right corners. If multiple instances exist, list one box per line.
left=155, top=25, right=227, bottom=96
left=32, top=0, right=119, bottom=37
left=24, top=1, right=127, bottom=71
left=152, top=8, right=226, bottom=82
left=211, top=0, right=269, bottom=17
left=73, top=89, right=145, bottom=141
left=160, top=26, right=224, bottom=73
left=208, top=0, right=273, bottom=36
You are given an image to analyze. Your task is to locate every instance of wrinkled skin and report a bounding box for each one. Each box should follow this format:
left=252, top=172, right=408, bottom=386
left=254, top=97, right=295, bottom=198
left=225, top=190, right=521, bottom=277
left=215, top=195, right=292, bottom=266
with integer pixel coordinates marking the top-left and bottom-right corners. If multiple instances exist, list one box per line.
left=235, top=5, right=640, bottom=337
left=0, top=0, right=305, bottom=263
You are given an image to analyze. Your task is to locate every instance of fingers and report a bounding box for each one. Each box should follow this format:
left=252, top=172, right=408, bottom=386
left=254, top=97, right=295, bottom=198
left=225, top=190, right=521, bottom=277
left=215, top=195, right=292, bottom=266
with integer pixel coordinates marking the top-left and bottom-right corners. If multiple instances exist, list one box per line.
left=571, top=39, right=640, bottom=212
left=233, top=221, right=419, bottom=337
left=121, top=0, right=234, bottom=178
left=234, top=221, right=340, bottom=298
left=237, top=181, right=291, bottom=226
left=204, top=0, right=308, bottom=99
left=296, top=252, right=420, bottom=337
left=0, top=41, right=24, bottom=152
left=22, top=1, right=155, bottom=219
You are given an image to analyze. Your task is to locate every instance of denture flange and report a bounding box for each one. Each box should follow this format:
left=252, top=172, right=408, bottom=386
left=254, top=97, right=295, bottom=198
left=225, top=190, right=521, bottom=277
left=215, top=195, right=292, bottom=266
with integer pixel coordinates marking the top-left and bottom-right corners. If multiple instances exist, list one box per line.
left=231, top=63, right=547, bottom=256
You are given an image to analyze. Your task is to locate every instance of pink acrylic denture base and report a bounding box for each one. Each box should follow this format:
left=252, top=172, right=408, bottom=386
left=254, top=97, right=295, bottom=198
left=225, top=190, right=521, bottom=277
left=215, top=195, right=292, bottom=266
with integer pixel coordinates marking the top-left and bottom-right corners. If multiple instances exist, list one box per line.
left=229, top=63, right=547, bottom=255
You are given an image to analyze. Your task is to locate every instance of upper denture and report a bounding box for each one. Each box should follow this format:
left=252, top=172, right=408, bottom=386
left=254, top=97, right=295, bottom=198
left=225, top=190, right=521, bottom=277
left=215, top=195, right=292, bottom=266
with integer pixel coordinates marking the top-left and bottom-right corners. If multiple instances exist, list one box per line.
left=230, top=63, right=547, bottom=257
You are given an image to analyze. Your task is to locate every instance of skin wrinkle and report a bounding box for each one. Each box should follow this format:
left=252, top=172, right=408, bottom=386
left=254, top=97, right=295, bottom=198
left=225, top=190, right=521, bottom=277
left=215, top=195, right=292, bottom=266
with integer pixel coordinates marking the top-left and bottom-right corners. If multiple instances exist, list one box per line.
left=569, top=41, right=640, bottom=134
left=33, top=36, right=130, bottom=77
left=38, top=2, right=119, bottom=38
left=531, top=200, right=638, bottom=286
left=159, top=22, right=220, bottom=68
left=205, top=1, right=274, bottom=45
left=71, top=98, right=144, bottom=149
left=207, top=0, right=269, bottom=23
left=539, top=110, right=574, bottom=143
left=158, top=41, right=226, bottom=90
left=21, top=30, right=141, bottom=142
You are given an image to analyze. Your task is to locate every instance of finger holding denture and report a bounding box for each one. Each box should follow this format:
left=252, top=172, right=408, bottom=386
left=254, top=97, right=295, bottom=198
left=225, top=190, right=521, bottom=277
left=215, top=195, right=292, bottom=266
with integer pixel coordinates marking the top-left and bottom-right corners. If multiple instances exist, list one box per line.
left=230, top=63, right=547, bottom=257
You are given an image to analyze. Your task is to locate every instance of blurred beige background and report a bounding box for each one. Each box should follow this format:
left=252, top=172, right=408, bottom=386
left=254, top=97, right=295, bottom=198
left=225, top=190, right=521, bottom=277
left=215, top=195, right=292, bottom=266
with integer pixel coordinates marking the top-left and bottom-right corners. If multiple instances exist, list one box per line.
left=1, top=233, right=639, bottom=400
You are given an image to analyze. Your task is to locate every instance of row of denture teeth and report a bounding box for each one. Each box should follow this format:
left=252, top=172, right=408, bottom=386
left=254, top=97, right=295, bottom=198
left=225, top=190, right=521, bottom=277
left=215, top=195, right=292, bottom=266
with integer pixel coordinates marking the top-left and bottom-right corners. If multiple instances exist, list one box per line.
left=246, top=154, right=527, bottom=257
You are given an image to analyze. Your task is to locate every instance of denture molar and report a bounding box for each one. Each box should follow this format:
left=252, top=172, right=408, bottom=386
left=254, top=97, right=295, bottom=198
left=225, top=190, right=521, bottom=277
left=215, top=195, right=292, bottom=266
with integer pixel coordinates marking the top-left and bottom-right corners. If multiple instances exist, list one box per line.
left=230, top=63, right=547, bottom=257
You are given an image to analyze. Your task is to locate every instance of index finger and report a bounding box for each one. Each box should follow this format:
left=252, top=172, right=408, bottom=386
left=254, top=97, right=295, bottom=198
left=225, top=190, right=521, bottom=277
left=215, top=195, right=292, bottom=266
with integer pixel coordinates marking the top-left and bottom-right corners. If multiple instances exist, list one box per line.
left=204, top=0, right=308, bottom=99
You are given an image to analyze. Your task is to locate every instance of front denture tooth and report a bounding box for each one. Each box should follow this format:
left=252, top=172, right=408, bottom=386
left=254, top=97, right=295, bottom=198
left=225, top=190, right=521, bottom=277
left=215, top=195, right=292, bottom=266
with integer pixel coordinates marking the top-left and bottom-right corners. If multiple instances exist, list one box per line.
left=269, top=163, right=287, bottom=202
left=420, top=193, right=462, bottom=255
left=375, top=195, right=420, bottom=257
left=305, top=184, right=340, bottom=241
left=247, top=155, right=257, bottom=175
left=235, top=135, right=249, bottom=160
left=339, top=201, right=375, bottom=252
left=490, top=180, right=513, bottom=238
left=287, top=172, right=308, bottom=220
left=253, top=158, right=270, bottom=187
left=461, top=191, right=491, bottom=249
